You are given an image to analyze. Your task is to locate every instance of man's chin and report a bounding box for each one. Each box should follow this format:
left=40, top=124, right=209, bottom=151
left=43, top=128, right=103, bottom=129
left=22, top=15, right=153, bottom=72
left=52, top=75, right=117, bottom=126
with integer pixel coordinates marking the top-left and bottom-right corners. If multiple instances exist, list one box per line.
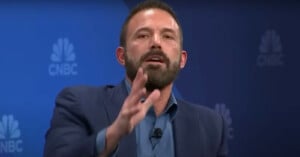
left=143, top=63, right=166, bottom=71
left=144, top=67, right=166, bottom=77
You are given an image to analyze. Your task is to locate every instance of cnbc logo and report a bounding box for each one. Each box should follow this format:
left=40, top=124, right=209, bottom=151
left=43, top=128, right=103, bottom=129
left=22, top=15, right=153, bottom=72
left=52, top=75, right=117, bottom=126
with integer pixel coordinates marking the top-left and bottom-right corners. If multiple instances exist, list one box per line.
left=0, top=115, right=23, bottom=153
left=48, top=38, right=78, bottom=76
left=256, top=29, right=284, bottom=67
left=215, top=103, right=234, bottom=139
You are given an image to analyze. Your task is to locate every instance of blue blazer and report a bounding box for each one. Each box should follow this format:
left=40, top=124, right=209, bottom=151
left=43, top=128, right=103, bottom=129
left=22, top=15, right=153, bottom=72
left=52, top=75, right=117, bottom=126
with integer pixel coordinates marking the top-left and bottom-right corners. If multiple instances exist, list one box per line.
left=44, top=80, right=228, bottom=157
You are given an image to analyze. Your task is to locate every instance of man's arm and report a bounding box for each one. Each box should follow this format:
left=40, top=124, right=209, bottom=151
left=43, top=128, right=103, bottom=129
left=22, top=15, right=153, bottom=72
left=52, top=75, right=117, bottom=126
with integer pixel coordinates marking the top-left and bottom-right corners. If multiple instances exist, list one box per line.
left=43, top=87, right=99, bottom=157
left=44, top=68, right=160, bottom=157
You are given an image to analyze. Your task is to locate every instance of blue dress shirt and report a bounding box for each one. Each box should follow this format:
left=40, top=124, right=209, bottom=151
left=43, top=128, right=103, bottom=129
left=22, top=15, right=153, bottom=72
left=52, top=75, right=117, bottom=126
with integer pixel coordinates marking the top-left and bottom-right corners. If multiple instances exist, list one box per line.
left=96, top=80, right=177, bottom=157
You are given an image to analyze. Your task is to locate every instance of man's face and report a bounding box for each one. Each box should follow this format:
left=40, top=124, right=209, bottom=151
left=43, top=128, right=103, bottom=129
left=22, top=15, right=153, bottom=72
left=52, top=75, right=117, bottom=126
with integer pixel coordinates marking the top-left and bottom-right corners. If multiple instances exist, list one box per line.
left=124, top=8, right=185, bottom=91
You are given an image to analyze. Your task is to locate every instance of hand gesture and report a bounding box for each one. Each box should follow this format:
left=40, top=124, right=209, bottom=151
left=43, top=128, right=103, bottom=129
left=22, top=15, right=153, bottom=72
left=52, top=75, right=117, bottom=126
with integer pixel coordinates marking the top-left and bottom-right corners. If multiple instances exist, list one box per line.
left=101, top=68, right=160, bottom=157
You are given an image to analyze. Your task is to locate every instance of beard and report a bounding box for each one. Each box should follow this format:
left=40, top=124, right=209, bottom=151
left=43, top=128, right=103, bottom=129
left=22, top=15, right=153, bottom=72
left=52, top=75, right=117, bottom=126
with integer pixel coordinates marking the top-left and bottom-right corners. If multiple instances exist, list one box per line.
left=124, top=49, right=181, bottom=92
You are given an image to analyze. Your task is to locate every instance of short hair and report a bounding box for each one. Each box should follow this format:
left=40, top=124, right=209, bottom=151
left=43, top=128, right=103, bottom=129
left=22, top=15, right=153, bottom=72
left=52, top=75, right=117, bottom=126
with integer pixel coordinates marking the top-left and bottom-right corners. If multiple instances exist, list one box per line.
left=119, top=0, right=183, bottom=48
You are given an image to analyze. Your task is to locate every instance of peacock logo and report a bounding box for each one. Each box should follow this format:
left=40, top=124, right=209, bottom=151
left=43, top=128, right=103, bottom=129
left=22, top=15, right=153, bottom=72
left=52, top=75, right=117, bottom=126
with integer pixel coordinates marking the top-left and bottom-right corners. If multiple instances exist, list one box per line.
left=0, top=114, right=23, bottom=153
left=215, top=103, right=234, bottom=139
left=48, top=37, right=78, bottom=76
left=257, top=29, right=284, bottom=67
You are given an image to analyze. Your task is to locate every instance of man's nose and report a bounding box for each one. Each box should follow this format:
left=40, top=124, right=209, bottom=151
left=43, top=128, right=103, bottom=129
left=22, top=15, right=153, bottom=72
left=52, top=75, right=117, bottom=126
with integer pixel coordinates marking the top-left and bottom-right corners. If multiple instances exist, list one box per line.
left=150, top=34, right=162, bottom=49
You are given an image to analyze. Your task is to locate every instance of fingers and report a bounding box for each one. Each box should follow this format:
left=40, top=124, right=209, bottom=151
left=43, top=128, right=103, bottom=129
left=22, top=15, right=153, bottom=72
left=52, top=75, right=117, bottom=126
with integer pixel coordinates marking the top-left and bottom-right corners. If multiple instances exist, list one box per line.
left=132, top=68, right=147, bottom=92
left=125, top=68, right=147, bottom=107
left=115, top=67, right=161, bottom=134
left=127, top=68, right=160, bottom=119
left=130, top=89, right=160, bottom=126
left=121, top=105, right=140, bottom=118
left=142, top=89, right=160, bottom=111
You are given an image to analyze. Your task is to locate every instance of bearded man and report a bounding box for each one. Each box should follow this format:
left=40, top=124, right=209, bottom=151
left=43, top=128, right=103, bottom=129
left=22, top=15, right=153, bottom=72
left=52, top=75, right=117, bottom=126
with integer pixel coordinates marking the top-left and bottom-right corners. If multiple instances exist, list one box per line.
left=44, top=1, right=228, bottom=157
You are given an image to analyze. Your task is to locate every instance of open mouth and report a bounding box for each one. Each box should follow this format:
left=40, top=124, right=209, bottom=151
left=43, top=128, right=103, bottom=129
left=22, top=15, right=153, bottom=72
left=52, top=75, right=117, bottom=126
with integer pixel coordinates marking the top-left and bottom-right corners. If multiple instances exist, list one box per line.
left=145, top=55, right=164, bottom=63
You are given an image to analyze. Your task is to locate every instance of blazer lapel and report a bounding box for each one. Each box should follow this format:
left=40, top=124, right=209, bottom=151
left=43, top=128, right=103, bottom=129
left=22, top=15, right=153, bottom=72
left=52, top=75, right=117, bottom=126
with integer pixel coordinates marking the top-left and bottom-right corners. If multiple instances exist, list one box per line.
left=104, top=82, right=127, bottom=123
left=104, top=80, right=137, bottom=157
left=173, top=103, right=206, bottom=157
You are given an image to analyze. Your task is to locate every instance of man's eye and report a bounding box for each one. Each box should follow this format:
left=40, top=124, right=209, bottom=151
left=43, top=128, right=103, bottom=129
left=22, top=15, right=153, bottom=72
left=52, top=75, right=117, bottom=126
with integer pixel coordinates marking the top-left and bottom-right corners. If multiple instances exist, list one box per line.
left=163, top=35, right=174, bottom=39
left=137, top=34, right=149, bottom=39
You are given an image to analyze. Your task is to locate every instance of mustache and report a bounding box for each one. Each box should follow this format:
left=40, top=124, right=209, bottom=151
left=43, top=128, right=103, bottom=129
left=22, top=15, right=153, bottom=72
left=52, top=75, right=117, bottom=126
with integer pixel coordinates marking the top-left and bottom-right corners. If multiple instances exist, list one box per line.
left=140, top=49, right=169, bottom=64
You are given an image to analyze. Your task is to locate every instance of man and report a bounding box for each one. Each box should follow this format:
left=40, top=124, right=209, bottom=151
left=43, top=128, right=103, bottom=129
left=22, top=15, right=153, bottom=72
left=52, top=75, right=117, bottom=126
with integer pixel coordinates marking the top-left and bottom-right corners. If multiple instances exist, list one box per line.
left=44, top=0, right=228, bottom=157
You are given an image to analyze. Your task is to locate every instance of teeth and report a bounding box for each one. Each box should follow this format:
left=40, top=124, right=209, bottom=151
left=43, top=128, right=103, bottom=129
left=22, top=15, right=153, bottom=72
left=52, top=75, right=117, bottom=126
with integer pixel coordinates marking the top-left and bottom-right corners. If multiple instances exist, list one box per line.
left=146, top=55, right=163, bottom=62
left=151, top=57, right=160, bottom=61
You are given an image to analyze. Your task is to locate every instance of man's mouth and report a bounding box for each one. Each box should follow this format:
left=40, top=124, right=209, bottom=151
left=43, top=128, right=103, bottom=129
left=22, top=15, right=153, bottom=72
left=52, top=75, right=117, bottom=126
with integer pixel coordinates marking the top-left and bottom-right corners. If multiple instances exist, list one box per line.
left=145, top=55, right=164, bottom=63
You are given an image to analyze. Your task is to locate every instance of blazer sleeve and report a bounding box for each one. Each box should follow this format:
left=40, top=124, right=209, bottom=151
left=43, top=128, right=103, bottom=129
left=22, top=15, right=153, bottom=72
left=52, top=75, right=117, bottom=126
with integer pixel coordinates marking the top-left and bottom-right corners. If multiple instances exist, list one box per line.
left=43, top=87, right=99, bottom=157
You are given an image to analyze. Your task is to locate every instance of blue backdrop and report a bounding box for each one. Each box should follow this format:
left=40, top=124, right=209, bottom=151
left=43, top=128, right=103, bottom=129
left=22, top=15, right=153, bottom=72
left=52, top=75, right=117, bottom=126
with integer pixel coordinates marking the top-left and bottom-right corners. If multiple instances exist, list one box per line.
left=0, top=1, right=299, bottom=156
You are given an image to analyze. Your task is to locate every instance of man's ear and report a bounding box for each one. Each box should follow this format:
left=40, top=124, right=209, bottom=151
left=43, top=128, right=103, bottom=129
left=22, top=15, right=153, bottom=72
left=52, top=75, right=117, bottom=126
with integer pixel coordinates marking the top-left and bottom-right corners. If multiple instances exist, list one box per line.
left=116, top=47, right=125, bottom=66
left=180, top=50, right=187, bottom=69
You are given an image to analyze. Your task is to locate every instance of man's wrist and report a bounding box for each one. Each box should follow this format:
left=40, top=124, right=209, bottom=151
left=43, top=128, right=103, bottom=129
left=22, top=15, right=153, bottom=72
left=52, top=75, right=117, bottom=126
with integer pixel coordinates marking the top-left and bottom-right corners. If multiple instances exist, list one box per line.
left=106, top=123, right=123, bottom=145
left=96, top=124, right=122, bottom=157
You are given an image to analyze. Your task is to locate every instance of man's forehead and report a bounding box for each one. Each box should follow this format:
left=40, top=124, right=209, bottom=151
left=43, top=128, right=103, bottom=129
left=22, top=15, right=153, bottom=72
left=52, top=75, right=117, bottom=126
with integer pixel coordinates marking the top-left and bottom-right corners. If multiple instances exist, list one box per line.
left=128, top=8, right=179, bottom=32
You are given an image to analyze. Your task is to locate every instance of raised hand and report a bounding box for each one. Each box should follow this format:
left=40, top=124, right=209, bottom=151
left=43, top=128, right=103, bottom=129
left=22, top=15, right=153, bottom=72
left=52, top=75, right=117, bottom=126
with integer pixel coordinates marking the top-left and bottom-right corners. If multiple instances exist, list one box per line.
left=100, top=68, right=160, bottom=157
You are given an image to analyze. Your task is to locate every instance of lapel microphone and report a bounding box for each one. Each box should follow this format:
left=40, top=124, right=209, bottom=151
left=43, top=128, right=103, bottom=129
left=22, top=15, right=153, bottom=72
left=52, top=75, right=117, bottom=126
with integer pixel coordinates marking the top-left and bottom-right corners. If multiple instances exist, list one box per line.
left=151, top=128, right=163, bottom=139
